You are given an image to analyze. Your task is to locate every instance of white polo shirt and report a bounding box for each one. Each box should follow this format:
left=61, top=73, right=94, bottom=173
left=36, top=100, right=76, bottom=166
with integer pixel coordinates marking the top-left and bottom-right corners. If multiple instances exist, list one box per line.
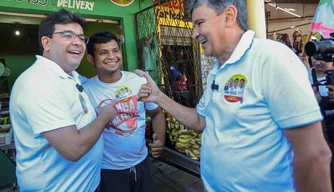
left=197, top=30, right=322, bottom=191
left=10, top=55, right=103, bottom=192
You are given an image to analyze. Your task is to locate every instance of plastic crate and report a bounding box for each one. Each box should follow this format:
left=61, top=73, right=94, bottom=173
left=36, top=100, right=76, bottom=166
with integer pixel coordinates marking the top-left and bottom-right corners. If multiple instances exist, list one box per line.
left=0, top=125, right=12, bottom=146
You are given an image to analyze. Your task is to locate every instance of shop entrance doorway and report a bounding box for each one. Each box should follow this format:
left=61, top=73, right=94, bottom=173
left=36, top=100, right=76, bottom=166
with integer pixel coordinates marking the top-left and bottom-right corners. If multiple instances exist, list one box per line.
left=0, top=12, right=121, bottom=94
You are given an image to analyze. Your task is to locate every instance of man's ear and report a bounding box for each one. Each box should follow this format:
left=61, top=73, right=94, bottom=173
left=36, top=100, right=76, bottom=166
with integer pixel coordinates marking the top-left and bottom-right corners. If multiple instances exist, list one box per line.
left=41, top=36, right=51, bottom=51
left=87, top=54, right=95, bottom=66
left=224, top=5, right=238, bottom=27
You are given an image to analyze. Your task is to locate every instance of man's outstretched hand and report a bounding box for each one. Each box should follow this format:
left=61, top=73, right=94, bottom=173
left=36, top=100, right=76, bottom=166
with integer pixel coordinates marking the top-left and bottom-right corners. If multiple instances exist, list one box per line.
left=137, top=72, right=161, bottom=104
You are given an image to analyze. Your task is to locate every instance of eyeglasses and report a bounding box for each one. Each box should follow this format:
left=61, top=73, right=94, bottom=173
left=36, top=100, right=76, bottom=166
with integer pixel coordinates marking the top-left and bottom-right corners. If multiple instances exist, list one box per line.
left=52, top=31, right=89, bottom=44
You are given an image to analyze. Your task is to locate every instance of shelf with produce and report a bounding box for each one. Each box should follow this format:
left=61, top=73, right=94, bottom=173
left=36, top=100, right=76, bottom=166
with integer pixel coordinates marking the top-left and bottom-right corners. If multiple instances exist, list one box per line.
left=0, top=116, right=12, bottom=146
left=0, top=96, right=12, bottom=146
left=0, top=93, right=10, bottom=111
left=145, top=113, right=201, bottom=177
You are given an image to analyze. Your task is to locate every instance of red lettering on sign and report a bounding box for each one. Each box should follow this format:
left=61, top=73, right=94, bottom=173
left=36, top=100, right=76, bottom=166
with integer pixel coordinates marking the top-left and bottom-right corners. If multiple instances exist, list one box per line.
left=154, top=0, right=183, bottom=10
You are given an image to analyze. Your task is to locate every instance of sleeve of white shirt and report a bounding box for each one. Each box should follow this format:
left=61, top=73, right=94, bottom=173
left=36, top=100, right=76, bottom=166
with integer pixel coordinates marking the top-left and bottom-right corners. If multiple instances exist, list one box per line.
left=196, top=91, right=206, bottom=118
left=17, top=82, right=75, bottom=134
left=144, top=102, right=158, bottom=111
left=82, top=79, right=99, bottom=109
left=78, top=73, right=89, bottom=84
left=262, top=43, right=322, bottom=129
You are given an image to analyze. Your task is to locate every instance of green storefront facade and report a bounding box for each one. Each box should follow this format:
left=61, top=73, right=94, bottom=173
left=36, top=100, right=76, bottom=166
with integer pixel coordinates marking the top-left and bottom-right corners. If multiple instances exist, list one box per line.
left=0, top=0, right=154, bottom=92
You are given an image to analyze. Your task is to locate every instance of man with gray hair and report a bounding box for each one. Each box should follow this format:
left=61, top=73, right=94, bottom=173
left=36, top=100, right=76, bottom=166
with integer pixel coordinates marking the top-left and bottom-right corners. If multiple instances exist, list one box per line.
left=137, top=0, right=332, bottom=191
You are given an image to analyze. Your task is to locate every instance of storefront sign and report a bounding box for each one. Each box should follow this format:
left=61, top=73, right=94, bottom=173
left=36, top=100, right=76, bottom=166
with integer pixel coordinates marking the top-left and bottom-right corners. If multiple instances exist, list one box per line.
left=156, top=7, right=183, bottom=20
left=154, top=0, right=183, bottom=10
left=57, top=0, right=95, bottom=11
left=16, top=0, right=48, bottom=6
left=155, top=0, right=192, bottom=28
left=154, top=0, right=184, bottom=21
left=110, top=0, right=134, bottom=7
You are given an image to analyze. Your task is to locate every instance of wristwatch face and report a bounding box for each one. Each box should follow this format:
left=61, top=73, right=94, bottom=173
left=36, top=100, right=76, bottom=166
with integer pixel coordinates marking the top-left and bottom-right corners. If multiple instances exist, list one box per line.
left=0, top=62, right=4, bottom=77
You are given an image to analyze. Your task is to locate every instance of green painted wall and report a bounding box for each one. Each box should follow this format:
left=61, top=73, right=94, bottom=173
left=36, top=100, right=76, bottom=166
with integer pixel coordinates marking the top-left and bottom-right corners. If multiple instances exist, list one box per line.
left=0, top=0, right=155, bottom=71
left=77, top=22, right=120, bottom=78
left=1, top=22, right=121, bottom=92
left=4, top=55, right=36, bottom=92
left=0, top=149, right=16, bottom=187
left=0, top=0, right=156, bottom=91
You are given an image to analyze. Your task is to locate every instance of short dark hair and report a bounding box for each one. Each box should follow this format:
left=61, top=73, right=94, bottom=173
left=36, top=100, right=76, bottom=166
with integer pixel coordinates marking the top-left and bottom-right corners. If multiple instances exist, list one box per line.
left=39, top=9, right=87, bottom=53
left=87, top=31, right=119, bottom=57
left=189, top=0, right=248, bottom=31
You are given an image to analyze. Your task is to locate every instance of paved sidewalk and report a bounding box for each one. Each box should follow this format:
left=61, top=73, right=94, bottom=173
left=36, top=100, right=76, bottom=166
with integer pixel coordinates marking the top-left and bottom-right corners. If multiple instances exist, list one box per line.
left=0, top=158, right=204, bottom=192
left=151, top=159, right=204, bottom=192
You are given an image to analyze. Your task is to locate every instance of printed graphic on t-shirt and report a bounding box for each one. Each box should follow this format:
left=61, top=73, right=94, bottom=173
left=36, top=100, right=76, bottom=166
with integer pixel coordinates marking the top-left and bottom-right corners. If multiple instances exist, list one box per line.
left=116, top=85, right=132, bottom=100
left=223, top=74, right=247, bottom=103
left=98, top=86, right=140, bottom=136
left=79, top=94, right=88, bottom=114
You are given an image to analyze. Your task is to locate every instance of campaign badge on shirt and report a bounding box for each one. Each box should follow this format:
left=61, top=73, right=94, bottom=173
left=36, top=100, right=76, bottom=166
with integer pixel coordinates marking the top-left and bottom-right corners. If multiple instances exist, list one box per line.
left=223, top=74, right=247, bottom=103
left=79, top=94, right=88, bottom=114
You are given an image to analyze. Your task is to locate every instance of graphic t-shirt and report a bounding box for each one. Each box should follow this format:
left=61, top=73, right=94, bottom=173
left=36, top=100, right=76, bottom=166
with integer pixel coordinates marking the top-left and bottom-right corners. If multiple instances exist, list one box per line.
left=83, top=71, right=158, bottom=170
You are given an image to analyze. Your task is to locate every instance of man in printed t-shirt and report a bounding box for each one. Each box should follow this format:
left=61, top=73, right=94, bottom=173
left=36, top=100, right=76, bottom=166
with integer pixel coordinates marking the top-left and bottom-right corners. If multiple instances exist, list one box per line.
left=82, top=31, right=166, bottom=192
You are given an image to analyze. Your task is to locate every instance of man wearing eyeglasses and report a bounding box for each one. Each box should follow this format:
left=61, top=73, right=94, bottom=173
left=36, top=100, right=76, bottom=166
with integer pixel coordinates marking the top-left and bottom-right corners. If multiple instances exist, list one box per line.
left=9, top=9, right=116, bottom=192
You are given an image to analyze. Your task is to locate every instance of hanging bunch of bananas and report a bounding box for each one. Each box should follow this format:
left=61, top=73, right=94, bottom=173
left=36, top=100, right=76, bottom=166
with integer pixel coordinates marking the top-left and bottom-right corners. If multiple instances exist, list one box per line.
left=166, top=117, right=201, bottom=161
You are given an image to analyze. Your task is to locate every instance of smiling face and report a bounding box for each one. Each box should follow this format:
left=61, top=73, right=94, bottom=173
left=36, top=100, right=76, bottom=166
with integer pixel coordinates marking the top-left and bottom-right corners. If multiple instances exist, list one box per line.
left=311, top=57, right=334, bottom=74
left=42, top=23, right=86, bottom=75
left=89, top=40, right=123, bottom=78
left=192, top=4, right=226, bottom=58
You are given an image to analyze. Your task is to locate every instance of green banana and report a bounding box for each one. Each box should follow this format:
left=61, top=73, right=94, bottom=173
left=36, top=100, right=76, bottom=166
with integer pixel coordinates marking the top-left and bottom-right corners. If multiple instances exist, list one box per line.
left=175, top=142, right=191, bottom=148
left=177, top=137, right=192, bottom=143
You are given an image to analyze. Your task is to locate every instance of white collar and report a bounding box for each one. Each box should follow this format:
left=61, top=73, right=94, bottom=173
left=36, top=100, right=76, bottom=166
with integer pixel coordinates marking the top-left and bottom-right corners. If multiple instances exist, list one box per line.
left=213, top=30, right=255, bottom=70
left=35, top=55, right=80, bottom=81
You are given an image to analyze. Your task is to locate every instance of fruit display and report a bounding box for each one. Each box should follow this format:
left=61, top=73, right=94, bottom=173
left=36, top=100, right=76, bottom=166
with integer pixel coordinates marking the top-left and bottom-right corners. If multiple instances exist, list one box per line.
left=0, top=116, right=10, bottom=124
left=0, top=117, right=11, bottom=133
left=166, top=117, right=201, bottom=161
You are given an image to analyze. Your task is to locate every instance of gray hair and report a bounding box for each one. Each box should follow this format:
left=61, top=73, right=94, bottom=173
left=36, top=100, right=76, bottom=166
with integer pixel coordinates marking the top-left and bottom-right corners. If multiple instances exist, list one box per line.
left=189, top=0, right=248, bottom=31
